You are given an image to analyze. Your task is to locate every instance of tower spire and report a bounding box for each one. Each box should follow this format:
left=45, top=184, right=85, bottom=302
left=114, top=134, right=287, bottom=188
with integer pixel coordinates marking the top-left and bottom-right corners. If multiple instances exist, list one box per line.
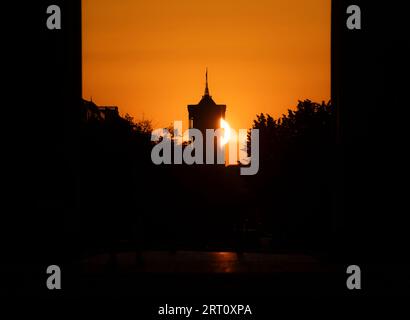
left=204, top=67, right=210, bottom=96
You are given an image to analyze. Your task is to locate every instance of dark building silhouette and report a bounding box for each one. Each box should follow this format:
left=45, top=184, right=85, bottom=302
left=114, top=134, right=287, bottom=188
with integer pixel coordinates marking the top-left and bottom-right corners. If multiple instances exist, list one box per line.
left=3, top=0, right=83, bottom=276
left=82, top=100, right=121, bottom=123
left=187, top=70, right=227, bottom=163
left=188, top=70, right=226, bottom=135
left=331, top=0, right=408, bottom=267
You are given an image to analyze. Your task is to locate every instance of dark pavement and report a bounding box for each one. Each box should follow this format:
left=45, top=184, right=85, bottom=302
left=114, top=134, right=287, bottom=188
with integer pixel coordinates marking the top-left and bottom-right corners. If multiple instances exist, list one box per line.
left=62, top=251, right=345, bottom=296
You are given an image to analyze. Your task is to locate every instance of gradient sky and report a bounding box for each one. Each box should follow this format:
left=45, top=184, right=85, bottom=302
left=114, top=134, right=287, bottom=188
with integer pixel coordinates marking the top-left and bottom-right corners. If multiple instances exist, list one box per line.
left=82, top=0, right=330, bottom=131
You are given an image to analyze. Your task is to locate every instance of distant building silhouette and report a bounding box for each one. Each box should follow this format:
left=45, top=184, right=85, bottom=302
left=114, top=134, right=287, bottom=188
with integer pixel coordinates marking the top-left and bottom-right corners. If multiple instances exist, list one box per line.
left=188, top=70, right=226, bottom=135
left=82, top=99, right=121, bottom=123
left=187, top=70, right=227, bottom=163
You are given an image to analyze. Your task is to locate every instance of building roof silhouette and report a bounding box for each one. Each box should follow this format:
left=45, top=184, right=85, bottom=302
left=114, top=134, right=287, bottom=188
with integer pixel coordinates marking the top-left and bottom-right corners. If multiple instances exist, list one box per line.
left=188, top=70, right=226, bottom=114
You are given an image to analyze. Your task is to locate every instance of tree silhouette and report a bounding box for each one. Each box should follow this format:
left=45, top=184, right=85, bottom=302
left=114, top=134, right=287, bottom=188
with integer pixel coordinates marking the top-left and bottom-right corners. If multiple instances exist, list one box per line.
left=246, top=100, right=336, bottom=252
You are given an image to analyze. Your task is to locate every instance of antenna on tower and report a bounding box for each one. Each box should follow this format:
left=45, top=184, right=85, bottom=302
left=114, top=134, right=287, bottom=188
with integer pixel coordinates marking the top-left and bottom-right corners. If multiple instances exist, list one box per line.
left=204, top=67, right=210, bottom=96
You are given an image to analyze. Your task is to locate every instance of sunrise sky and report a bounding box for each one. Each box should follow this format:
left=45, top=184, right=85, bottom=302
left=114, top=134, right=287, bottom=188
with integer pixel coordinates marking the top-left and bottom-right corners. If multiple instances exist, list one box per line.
left=82, top=0, right=330, bottom=131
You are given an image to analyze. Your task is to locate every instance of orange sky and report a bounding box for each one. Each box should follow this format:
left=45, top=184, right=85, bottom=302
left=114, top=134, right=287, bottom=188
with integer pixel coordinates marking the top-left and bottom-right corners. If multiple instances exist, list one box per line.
left=82, top=0, right=330, bottom=131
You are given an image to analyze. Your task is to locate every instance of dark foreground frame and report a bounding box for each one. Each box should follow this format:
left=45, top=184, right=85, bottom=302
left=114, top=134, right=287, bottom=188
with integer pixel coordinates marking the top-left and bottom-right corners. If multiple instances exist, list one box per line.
left=1, top=0, right=409, bottom=297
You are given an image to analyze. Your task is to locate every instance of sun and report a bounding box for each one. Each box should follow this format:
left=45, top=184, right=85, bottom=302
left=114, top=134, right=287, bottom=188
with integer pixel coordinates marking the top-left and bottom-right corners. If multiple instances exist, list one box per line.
left=220, top=118, right=231, bottom=146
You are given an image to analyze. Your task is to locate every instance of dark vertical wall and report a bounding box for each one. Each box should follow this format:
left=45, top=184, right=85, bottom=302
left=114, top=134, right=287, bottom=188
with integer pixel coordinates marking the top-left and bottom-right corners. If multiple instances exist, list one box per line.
left=3, top=0, right=82, bottom=274
left=331, top=1, right=408, bottom=262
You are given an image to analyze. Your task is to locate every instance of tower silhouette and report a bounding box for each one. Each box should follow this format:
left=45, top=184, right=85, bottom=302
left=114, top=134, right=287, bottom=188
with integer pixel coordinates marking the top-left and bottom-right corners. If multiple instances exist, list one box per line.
left=188, top=69, right=227, bottom=135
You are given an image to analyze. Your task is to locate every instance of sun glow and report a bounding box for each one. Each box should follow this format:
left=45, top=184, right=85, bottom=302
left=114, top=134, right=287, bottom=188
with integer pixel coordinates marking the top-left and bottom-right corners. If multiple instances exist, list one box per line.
left=220, top=118, right=231, bottom=146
